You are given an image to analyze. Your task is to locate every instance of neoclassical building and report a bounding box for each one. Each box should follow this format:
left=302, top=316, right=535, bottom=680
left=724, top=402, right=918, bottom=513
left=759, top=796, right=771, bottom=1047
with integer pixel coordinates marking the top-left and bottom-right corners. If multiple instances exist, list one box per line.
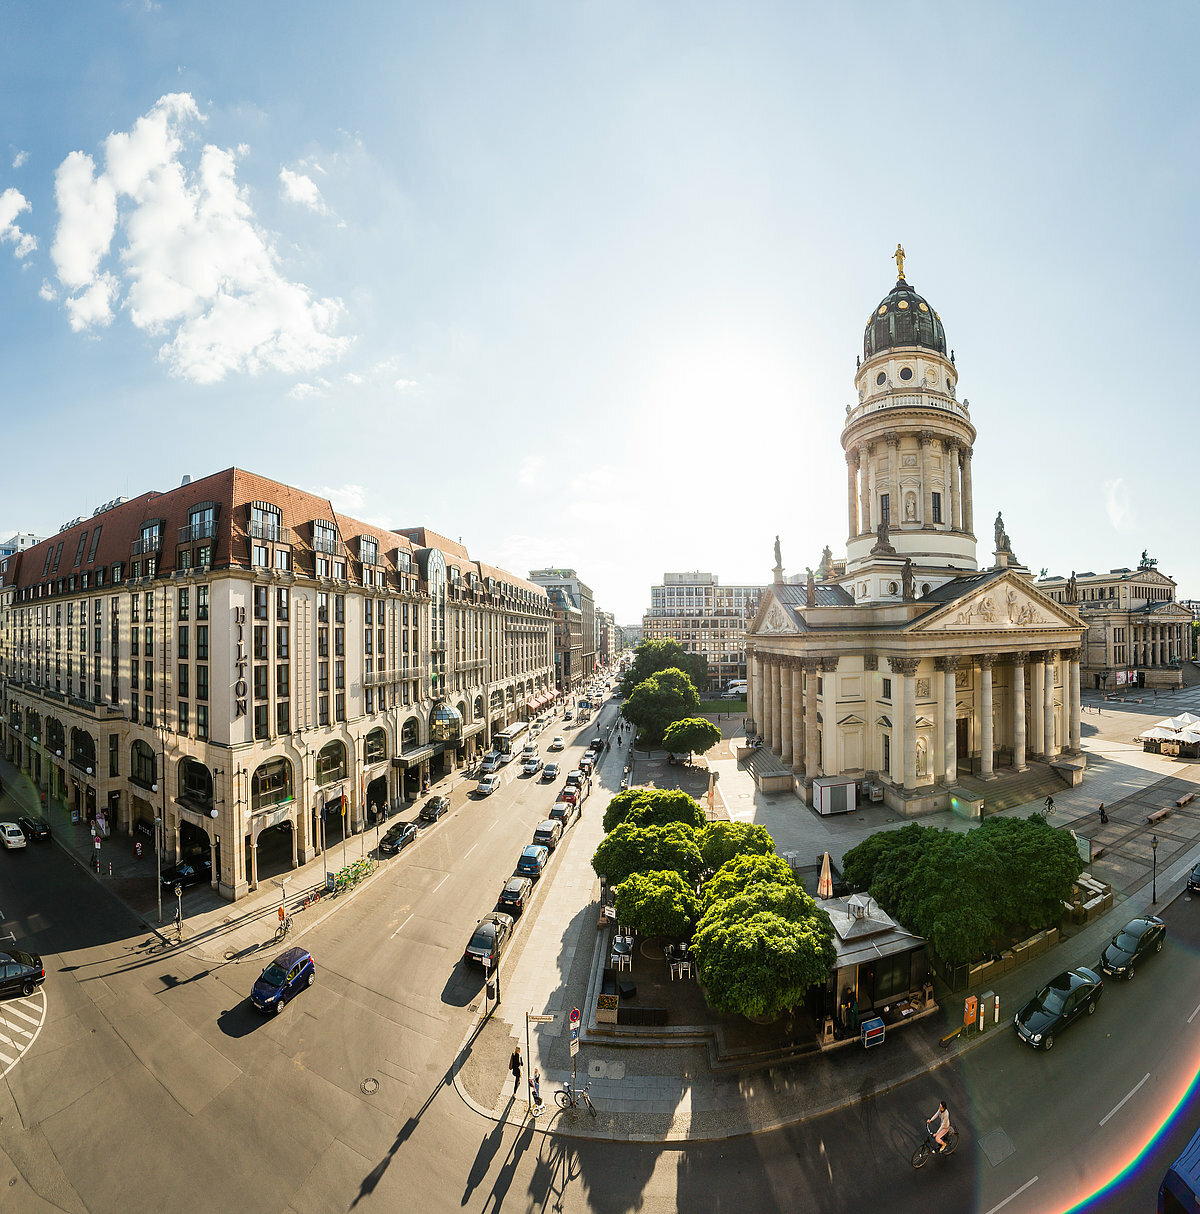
left=0, top=469, right=554, bottom=900
left=745, top=254, right=1087, bottom=814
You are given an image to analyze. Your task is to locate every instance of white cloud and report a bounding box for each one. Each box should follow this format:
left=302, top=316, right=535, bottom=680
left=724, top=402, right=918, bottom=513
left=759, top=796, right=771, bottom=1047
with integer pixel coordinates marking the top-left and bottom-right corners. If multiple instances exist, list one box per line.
left=394, top=377, right=418, bottom=392
left=0, top=188, right=37, bottom=258
left=1105, top=477, right=1132, bottom=531
left=279, top=167, right=331, bottom=216
left=38, top=279, right=56, bottom=301
left=12, top=150, right=29, bottom=169
left=309, top=483, right=367, bottom=514
left=516, top=455, right=544, bottom=488
left=289, top=382, right=321, bottom=400
left=344, top=371, right=362, bottom=385
left=50, top=93, right=351, bottom=384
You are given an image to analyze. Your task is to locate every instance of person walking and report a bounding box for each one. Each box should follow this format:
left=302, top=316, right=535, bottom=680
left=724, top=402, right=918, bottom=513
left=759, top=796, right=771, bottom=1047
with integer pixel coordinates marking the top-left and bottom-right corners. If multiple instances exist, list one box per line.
left=509, top=1044, right=522, bottom=1096
left=1098, top=803, right=1109, bottom=824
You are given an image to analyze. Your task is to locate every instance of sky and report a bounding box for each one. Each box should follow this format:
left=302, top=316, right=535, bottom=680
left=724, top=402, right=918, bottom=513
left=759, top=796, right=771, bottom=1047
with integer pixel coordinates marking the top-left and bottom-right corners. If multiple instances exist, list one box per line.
left=1, top=3, right=1198, bottom=624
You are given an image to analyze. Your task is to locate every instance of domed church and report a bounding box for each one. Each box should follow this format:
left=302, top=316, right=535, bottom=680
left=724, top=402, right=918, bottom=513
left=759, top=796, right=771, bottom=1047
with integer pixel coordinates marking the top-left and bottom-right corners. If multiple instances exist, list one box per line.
left=745, top=249, right=1087, bottom=814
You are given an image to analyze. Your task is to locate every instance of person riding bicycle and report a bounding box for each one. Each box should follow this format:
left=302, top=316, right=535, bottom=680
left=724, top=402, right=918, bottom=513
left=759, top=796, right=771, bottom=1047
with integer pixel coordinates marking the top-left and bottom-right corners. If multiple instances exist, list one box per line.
left=927, top=1101, right=952, bottom=1152
left=1044, top=795, right=1055, bottom=815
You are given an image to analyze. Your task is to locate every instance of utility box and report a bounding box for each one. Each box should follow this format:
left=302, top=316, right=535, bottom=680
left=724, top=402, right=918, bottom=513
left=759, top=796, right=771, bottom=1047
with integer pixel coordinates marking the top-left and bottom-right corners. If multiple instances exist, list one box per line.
left=980, top=990, right=995, bottom=1031
left=813, top=775, right=857, bottom=815
left=861, top=1016, right=885, bottom=1049
left=963, top=995, right=978, bottom=1028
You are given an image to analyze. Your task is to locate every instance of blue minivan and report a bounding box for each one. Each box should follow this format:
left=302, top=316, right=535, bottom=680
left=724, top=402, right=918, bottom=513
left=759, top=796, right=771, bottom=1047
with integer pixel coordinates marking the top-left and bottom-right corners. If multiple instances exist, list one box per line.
left=516, top=844, right=550, bottom=879
left=1161, top=1123, right=1200, bottom=1212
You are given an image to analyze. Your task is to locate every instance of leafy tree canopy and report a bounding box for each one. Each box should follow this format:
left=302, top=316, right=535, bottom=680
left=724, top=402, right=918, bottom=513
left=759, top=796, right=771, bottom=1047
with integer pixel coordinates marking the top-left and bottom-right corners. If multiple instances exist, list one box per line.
left=620, top=639, right=709, bottom=697
left=701, top=852, right=797, bottom=912
left=662, top=717, right=722, bottom=761
left=622, top=668, right=701, bottom=747
left=592, top=821, right=703, bottom=886
left=699, top=821, right=776, bottom=872
left=697, top=880, right=817, bottom=931
left=613, top=870, right=698, bottom=938
left=602, top=788, right=706, bottom=835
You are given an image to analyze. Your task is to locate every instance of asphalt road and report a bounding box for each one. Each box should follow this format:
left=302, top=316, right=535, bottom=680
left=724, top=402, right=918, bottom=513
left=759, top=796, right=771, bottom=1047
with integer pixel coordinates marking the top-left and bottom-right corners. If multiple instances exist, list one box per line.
left=1, top=695, right=1198, bottom=1214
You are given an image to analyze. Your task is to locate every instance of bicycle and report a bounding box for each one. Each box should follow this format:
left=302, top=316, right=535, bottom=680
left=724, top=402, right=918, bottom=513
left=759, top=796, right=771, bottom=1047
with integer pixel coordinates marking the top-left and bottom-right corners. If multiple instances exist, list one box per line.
left=274, top=915, right=293, bottom=943
left=301, top=890, right=323, bottom=910
left=555, top=1080, right=597, bottom=1117
left=911, top=1123, right=959, bottom=1168
left=1044, top=796, right=1056, bottom=816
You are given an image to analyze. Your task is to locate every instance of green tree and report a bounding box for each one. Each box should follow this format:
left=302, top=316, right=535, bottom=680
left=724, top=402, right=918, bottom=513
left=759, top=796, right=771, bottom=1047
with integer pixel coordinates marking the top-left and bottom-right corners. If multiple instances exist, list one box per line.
left=698, top=880, right=816, bottom=928
left=602, top=788, right=706, bottom=835
left=978, top=815, right=1083, bottom=938
left=698, top=821, right=776, bottom=871
left=701, top=852, right=797, bottom=912
left=613, top=870, right=698, bottom=938
left=592, top=821, right=703, bottom=886
left=622, top=668, right=700, bottom=747
left=662, top=717, right=722, bottom=763
left=619, top=639, right=709, bottom=697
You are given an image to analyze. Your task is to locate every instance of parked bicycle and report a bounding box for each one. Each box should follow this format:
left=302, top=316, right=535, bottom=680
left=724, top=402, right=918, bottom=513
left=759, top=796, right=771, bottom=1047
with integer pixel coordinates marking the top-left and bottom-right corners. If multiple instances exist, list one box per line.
left=301, top=889, right=323, bottom=910
left=911, top=1122, right=959, bottom=1168
left=555, top=1079, right=597, bottom=1117
left=274, top=914, right=293, bottom=943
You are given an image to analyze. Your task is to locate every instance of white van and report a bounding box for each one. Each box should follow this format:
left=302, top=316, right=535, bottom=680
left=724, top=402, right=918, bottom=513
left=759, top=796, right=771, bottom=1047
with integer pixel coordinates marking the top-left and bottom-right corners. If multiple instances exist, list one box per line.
left=479, top=751, right=502, bottom=774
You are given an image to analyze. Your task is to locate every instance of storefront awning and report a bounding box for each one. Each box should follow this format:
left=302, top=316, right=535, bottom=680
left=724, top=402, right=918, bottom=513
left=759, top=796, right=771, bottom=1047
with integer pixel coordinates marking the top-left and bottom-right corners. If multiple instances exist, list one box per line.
left=392, top=743, right=444, bottom=768
left=461, top=720, right=485, bottom=739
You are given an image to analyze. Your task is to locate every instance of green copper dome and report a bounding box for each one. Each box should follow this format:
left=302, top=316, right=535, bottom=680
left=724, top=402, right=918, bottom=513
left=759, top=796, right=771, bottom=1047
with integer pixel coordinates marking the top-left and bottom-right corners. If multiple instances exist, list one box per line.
left=864, top=279, right=947, bottom=360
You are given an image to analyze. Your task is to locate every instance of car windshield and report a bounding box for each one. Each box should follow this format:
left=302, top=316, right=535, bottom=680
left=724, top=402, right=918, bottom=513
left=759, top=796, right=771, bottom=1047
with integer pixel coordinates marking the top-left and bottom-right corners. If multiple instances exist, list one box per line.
left=469, top=926, right=495, bottom=949
left=1036, top=986, right=1068, bottom=1015
left=1115, top=931, right=1140, bottom=951
left=261, top=963, right=287, bottom=985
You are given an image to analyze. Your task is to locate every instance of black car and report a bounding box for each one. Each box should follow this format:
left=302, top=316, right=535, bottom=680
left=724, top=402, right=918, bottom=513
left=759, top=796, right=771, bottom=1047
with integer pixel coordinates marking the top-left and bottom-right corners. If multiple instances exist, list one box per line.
left=548, top=800, right=580, bottom=829
left=464, top=912, right=514, bottom=968
left=419, top=795, right=450, bottom=823
left=0, top=949, right=45, bottom=998
left=1100, top=915, right=1165, bottom=980
left=16, top=815, right=51, bottom=842
left=497, top=876, right=534, bottom=915
left=379, top=820, right=418, bottom=855
left=1014, top=966, right=1104, bottom=1050
left=1188, top=863, right=1200, bottom=895
left=161, top=858, right=212, bottom=890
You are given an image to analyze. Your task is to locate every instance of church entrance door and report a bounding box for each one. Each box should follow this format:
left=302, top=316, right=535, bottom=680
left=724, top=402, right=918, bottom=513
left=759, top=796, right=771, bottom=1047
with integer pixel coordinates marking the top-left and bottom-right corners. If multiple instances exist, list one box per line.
left=956, top=717, right=970, bottom=760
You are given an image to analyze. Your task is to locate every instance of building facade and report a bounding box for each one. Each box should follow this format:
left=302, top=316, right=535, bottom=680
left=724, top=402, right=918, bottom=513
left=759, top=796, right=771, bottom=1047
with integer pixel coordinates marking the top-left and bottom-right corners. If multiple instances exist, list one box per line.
left=0, top=533, right=47, bottom=560
left=0, top=469, right=553, bottom=902
left=642, top=572, right=763, bottom=691
left=529, top=568, right=596, bottom=682
left=745, top=256, right=1086, bottom=814
left=546, top=587, right=584, bottom=692
left=1037, top=564, right=1191, bottom=690
left=596, top=609, right=617, bottom=668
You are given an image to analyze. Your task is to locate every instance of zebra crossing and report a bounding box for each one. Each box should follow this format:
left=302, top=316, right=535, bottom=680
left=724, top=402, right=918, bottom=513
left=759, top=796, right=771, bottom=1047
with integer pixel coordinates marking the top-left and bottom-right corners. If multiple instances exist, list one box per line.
left=0, top=990, right=47, bottom=1077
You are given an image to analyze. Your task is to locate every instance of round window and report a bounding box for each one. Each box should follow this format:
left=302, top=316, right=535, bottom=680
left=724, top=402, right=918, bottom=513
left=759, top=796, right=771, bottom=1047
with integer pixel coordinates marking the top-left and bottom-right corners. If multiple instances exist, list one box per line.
left=877, top=305, right=887, bottom=315
left=876, top=371, right=886, bottom=386
left=922, top=583, right=931, bottom=595
left=899, top=367, right=913, bottom=381
left=897, top=299, right=909, bottom=310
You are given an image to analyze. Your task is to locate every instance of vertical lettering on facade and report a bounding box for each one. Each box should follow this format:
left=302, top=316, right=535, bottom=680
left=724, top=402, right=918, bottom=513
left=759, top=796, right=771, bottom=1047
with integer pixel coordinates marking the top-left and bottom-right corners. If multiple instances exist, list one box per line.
left=233, top=605, right=247, bottom=717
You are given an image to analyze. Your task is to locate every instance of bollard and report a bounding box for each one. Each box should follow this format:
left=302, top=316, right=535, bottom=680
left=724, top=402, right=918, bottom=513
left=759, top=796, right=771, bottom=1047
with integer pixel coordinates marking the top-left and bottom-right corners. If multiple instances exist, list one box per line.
left=108, top=861, right=113, bottom=877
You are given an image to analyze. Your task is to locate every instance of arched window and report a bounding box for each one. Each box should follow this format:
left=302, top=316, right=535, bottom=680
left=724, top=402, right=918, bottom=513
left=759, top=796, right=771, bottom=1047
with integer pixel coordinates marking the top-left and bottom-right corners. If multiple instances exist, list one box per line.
left=364, top=728, right=388, bottom=765
left=130, top=740, right=157, bottom=790
left=178, top=758, right=213, bottom=811
left=71, top=728, right=96, bottom=771
left=252, top=758, right=293, bottom=809
left=474, top=696, right=484, bottom=721
left=46, top=717, right=65, bottom=755
left=24, top=709, right=41, bottom=743
left=316, top=740, right=347, bottom=786
left=400, top=717, right=420, bottom=748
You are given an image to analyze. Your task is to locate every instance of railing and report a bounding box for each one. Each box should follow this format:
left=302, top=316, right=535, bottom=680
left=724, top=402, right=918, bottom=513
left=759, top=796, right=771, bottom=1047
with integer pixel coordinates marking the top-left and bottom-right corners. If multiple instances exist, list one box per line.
left=249, top=520, right=289, bottom=543
left=312, top=533, right=343, bottom=556
left=131, top=534, right=162, bottom=556
left=846, top=392, right=970, bottom=425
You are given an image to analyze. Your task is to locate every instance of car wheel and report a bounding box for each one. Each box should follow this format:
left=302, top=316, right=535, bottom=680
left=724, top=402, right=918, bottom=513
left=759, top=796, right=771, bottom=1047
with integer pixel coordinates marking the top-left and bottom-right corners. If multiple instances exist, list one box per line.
left=274, top=998, right=286, bottom=1015
left=1125, top=966, right=1135, bottom=981
left=1086, top=999, right=1096, bottom=1015
left=306, top=972, right=315, bottom=986
left=21, top=980, right=36, bottom=997
left=1156, top=938, right=1164, bottom=953
left=1042, top=1034, right=1054, bottom=1051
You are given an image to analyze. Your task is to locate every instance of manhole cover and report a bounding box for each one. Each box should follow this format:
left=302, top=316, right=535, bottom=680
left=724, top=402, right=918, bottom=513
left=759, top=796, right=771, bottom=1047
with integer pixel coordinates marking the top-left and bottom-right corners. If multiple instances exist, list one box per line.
left=588, top=1060, right=605, bottom=1078
left=224, top=950, right=236, bottom=961
left=606, top=1061, right=625, bottom=1080
left=979, top=1129, right=1015, bottom=1167
left=360, top=1077, right=379, bottom=1095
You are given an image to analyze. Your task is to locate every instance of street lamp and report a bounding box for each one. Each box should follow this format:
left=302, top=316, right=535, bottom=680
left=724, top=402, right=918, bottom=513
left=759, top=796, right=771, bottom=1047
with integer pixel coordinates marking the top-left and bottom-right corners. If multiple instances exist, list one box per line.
left=1152, top=834, right=1159, bottom=904
left=155, top=814, right=163, bottom=923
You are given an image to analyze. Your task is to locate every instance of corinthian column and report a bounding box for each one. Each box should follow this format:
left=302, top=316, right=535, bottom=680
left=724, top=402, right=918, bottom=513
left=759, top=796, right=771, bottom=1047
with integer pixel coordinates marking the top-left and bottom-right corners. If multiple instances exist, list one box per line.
left=771, top=659, right=783, bottom=756
left=935, top=656, right=959, bottom=785
left=1031, top=657, right=1045, bottom=760
left=804, top=660, right=819, bottom=780
left=790, top=659, right=805, bottom=774
left=820, top=657, right=839, bottom=774
left=1067, top=648, right=1081, bottom=753
left=920, top=432, right=934, bottom=528
left=780, top=659, right=794, bottom=764
left=858, top=444, right=872, bottom=535
left=979, top=653, right=997, bottom=780
left=890, top=656, right=920, bottom=790
left=846, top=451, right=859, bottom=538
left=961, top=446, right=974, bottom=534
left=947, top=440, right=962, bottom=532
left=1043, top=649, right=1058, bottom=760
left=1011, top=651, right=1028, bottom=772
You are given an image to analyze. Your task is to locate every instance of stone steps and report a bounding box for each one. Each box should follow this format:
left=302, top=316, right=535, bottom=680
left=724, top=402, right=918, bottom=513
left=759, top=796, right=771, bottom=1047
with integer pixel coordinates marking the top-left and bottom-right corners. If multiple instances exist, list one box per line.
left=955, top=764, right=1066, bottom=815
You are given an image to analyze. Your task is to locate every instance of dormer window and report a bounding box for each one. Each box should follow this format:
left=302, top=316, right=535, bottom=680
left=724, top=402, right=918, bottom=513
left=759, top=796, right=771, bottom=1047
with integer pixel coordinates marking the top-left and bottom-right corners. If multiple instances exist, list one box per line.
left=313, top=519, right=338, bottom=556
left=250, top=503, right=283, bottom=543
left=360, top=535, right=378, bottom=566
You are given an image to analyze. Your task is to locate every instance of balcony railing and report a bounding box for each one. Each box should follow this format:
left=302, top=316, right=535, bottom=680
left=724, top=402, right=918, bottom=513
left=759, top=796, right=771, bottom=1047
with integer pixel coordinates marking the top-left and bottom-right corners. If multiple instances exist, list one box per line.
left=131, top=534, right=162, bottom=556
left=312, top=532, right=343, bottom=556
left=249, top=519, right=289, bottom=543
left=178, top=520, right=216, bottom=543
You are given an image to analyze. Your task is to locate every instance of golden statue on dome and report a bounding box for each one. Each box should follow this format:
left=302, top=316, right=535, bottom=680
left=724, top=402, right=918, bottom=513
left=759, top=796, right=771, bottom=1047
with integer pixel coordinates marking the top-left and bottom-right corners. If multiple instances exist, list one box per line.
left=893, top=243, right=906, bottom=280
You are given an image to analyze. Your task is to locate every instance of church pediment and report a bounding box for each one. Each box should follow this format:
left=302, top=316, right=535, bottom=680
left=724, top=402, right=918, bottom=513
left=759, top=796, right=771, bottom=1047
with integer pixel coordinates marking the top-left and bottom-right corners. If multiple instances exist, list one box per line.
left=912, top=574, right=1081, bottom=635
left=750, top=592, right=802, bottom=636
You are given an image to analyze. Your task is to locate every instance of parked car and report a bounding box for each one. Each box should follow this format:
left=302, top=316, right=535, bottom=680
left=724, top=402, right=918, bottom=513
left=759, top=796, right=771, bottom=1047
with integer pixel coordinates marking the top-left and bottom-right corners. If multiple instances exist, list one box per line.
left=0, top=823, right=27, bottom=851
left=161, top=858, right=212, bottom=889
left=0, top=949, right=45, bottom=998
left=419, top=795, right=450, bottom=822
left=1188, top=863, right=1200, bottom=895
left=250, top=946, right=316, bottom=1014
left=522, top=755, right=544, bottom=775
left=541, top=762, right=560, bottom=782
left=1013, top=966, right=1104, bottom=1050
left=477, top=774, right=502, bottom=796
left=497, top=876, right=534, bottom=915
left=532, top=819, right=563, bottom=851
left=590, top=738, right=604, bottom=753
left=16, top=816, right=50, bottom=842
left=379, top=820, right=418, bottom=855
left=578, top=755, right=594, bottom=776
left=516, top=844, right=550, bottom=879
left=464, top=912, right=514, bottom=968
left=549, top=736, right=565, bottom=750
left=549, top=800, right=580, bottom=829
left=563, top=712, right=574, bottom=722
left=1100, top=915, right=1165, bottom=980
left=560, top=786, right=579, bottom=806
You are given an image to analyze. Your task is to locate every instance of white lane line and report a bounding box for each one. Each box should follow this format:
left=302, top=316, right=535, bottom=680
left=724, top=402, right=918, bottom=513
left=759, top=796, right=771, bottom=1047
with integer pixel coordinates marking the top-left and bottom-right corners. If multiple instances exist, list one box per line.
left=1100, top=1073, right=1150, bottom=1126
left=389, top=913, right=414, bottom=940
left=0, top=1022, right=32, bottom=1039
left=487, top=820, right=499, bottom=832
left=1189, top=1001, right=1200, bottom=1025
left=984, top=1176, right=1039, bottom=1214
left=463, top=843, right=478, bottom=859
left=0, top=991, right=46, bottom=1080
left=4, top=1003, right=40, bottom=1026
left=432, top=873, right=450, bottom=894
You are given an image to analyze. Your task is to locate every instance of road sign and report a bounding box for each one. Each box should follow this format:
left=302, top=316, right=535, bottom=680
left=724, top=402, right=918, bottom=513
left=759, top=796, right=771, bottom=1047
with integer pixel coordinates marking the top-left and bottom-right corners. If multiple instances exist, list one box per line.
left=569, top=1006, right=580, bottom=1025
left=527, top=1014, right=555, bottom=1024
left=93, top=837, right=101, bottom=850
left=569, top=1026, right=580, bottom=1057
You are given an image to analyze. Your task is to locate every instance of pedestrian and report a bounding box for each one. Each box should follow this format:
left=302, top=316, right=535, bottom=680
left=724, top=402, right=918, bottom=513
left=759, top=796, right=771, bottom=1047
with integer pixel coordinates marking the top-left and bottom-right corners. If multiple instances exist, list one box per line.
left=509, top=1044, right=522, bottom=1096
left=1099, top=803, right=1108, bottom=824
left=530, top=1068, right=543, bottom=1114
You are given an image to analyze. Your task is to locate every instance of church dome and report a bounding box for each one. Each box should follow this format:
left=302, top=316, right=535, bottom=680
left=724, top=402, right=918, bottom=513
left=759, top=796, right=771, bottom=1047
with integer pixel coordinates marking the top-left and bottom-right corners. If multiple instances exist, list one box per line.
left=863, top=279, right=947, bottom=360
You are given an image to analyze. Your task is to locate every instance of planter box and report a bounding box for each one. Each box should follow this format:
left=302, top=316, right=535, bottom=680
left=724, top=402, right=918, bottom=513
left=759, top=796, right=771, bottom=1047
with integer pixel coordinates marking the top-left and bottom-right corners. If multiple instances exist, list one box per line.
left=596, top=993, right=618, bottom=1025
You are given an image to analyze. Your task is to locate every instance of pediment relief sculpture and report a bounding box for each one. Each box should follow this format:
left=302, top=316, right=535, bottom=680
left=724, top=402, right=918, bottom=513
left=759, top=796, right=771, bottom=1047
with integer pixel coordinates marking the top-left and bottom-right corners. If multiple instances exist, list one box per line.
left=759, top=602, right=794, bottom=635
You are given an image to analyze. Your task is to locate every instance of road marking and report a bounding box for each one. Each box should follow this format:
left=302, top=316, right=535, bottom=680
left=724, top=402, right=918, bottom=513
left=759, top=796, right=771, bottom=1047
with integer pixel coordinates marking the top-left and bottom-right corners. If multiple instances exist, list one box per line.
left=389, top=913, right=414, bottom=940
left=463, top=843, right=478, bottom=859
left=487, top=820, right=499, bottom=832
left=432, top=873, right=450, bottom=894
left=1100, top=1073, right=1150, bottom=1126
left=4, top=1003, right=40, bottom=1027
left=0, top=990, right=47, bottom=1080
left=984, top=1176, right=1039, bottom=1214
left=1188, top=1001, right=1200, bottom=1025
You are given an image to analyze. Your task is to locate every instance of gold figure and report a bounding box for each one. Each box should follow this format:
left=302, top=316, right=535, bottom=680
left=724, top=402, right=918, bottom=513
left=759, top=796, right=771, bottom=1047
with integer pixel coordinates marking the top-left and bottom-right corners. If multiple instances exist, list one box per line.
left=893, top=243, right=906, bottom=280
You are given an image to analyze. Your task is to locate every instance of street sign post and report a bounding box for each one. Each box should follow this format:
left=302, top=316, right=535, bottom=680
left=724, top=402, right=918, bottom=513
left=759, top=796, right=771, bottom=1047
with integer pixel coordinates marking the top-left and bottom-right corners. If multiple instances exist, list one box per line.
left=525, top=1009, right=557, bottom=1110
left=569, top=1006, right=581, bottom=1083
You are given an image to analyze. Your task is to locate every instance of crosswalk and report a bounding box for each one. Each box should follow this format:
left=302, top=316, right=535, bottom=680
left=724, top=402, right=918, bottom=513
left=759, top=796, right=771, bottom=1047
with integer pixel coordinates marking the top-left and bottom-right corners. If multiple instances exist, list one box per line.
left=0, top=991, right=47, bottom=1077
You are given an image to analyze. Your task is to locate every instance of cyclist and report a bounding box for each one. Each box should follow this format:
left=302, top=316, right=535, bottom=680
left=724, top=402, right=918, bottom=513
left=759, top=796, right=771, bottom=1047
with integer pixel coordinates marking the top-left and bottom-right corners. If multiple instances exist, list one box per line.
left=1044, top=795, right=1055, bottom=815
left=927, top=1100, right=952, bottom=1152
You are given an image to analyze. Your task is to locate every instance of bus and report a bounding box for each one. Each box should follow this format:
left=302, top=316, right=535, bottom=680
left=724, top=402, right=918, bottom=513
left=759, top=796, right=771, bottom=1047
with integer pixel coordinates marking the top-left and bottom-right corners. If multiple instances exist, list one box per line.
left=494, top=721, right=530, bottom=757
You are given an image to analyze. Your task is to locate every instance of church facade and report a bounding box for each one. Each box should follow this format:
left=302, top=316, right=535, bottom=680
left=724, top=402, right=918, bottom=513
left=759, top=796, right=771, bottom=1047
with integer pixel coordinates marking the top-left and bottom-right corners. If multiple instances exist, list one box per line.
left=745, top=252, right=1087, bottom=815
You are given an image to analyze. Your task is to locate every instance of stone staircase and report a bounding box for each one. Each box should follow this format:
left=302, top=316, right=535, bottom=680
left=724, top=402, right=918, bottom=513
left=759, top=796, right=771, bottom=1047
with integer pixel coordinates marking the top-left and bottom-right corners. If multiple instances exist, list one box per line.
left=739, top=745, right=798, bottom=793
left=955, top=762, right=1067, bottom=815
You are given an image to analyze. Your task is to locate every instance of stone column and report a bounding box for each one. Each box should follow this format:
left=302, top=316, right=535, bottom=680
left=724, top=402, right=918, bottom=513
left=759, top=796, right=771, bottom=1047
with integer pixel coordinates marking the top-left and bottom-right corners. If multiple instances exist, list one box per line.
left=961, top=446, right=974, bottom=534
left=804, top=660, right=819, bottom=780
left=947, top=440, right=962, bottom=532
left=979, top=653, right=996, bottom=779
left=890, top=656, right=920, bottom=790
left=820, top=657, right=839, bottom=774
left=919, top=431, right=935, bottom=528
left=884, top=432, right=900, bottom=525
left=763, top=657, right=776, bottom=749
left=1011, top=651, right=1028, bottom=772
left=1043, top=649, right=1058, bottom=760
left=858, top=444, right=872, bottom=535
left=1031, top=657, right=1045, bottom=760
left=780, top=660, right=794, bottom=765
left=1067, top=648, right=1081, bottom=753
left=935, top=656, right=959, bottom=785
left=790, top=659, right=805, bottom=774
left=846, top=451, right=859, bottom=539
left=746, top=648, right=757, bottom=732
left=771, top=658, right=784, bottom=756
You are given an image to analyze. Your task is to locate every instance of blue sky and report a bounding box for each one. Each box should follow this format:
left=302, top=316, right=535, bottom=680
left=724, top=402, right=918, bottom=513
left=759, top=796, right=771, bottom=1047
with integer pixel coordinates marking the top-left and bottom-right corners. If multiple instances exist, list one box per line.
left=2, top=3, right=1198, bottom=623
